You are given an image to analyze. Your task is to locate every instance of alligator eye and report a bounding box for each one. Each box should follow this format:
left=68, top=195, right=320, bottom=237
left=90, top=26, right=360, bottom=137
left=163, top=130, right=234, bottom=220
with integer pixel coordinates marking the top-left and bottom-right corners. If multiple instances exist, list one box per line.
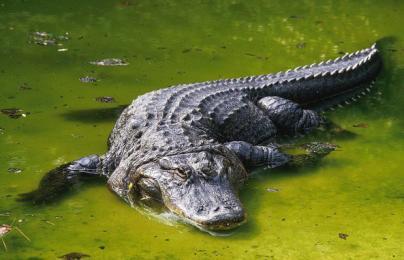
left=200, top=165, right=215, bottom=179
left=176, top=168, right=190, bottom=180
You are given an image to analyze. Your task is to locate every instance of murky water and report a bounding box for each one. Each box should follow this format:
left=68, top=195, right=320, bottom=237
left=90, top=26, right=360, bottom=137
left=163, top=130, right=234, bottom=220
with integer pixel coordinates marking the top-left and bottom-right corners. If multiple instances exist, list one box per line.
left=1, top=0, right=403, bottom=259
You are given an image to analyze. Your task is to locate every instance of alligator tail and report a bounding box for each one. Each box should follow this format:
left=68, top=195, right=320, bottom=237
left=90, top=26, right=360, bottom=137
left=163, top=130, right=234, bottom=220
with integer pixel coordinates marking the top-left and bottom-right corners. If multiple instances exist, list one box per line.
left=265, top=43, right=382, bottom=110
left=18, top=155, right=104, bottom=204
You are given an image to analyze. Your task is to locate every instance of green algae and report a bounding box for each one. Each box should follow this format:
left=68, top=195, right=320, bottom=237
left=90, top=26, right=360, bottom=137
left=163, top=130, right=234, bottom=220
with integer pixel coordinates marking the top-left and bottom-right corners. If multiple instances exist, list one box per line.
left=0, top=0, right=403, bottom=259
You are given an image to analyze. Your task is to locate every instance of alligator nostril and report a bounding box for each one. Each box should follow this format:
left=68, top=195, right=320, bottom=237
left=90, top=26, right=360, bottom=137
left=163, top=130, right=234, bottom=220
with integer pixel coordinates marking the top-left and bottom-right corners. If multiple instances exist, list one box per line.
left=213, top=206, right=220, bottom=212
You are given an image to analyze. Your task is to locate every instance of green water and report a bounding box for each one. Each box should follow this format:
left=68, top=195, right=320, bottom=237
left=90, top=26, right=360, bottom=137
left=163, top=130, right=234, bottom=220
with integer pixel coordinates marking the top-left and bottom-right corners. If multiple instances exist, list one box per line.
left=0, top=0, right=403, bottom=259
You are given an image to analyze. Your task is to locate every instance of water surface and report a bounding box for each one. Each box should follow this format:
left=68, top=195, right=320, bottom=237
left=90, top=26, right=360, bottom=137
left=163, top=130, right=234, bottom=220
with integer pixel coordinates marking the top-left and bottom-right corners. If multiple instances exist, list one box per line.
left=0, top=0, right=403, bottom=259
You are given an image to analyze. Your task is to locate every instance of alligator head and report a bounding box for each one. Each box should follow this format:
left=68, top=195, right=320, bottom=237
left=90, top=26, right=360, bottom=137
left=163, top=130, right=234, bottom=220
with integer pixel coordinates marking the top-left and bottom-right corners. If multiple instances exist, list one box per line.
left=129, top=150, right=248, bottom=231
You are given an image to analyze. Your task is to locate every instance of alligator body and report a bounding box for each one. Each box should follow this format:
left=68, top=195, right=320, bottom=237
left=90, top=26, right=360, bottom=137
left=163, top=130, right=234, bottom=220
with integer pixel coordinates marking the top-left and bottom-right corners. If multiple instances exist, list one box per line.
left=22, top=43, right=382, bottom=232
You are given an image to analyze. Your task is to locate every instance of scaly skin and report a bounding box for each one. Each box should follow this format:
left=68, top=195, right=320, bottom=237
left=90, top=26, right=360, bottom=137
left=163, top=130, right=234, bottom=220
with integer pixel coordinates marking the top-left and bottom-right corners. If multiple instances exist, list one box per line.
left=22, top=43, right=382, bottom=232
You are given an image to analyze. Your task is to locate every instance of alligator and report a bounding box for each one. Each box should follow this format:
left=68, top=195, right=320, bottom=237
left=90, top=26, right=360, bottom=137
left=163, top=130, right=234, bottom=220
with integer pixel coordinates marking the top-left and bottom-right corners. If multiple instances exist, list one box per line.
left=20, top=43, right=382, bottom=232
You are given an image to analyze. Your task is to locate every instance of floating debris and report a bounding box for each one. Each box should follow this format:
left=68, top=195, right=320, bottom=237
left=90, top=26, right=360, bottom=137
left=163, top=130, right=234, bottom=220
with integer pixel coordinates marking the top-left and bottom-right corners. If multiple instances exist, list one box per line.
left=288, top=15, right=302, bottom=19
left=352, top=123, right=369, bottom=128
left=296, top=42, right=306, bottom=49
left=89, top=58, right=128, bottom=66
left=19, top=83, right=32, bottom=91
left=266, top=188, right=279, bottom=192
left=29, top=31, right=70, bottom=46
left=57, top=48, right=68, bottom=52
left=79, top=76, right=97, bottom=83
left=338, top=233, right=349, bottom=240
left=301, top=142, right=338, bottom=155
left=0, top=221, right=31, bottom=251
left=1, top=108, right=27, bottom=119
left=58, top=252, right=90, bottom=260
left=95, top=96, right=115, bottom=103
left=244, top=53, right=256, bottom=57
left=7, top=168, right=22, bottom=174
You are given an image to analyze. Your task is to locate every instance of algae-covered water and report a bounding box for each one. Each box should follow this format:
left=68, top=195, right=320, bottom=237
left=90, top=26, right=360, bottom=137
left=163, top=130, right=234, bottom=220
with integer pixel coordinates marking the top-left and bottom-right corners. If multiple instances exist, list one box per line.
left=0, top=0, right=403, bottom=259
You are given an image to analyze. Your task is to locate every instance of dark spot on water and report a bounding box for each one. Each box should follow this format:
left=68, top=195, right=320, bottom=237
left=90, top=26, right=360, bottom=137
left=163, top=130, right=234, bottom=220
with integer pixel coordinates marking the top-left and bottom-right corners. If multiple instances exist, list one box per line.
left=58, top=252, right=90, bottom=259
left=1, top=108, right=27, bottom=119
left=338, top=51, right=345, bottom=55
left=338, top=233, right=349, bottom=240
left=62, top=106, right=126, bottom=123
left=95, top=96, right=115, bottom=103
left=296, top=42, right=306, bottom=48
left=99, top=246, right=105, bottom=250
left=19, top=83, right=32, bottom=90
left=387, top=48, right=398, bottom=52
left=182, top=48, right=191, bottom=53
left=352, top=122, right=369, bottom=128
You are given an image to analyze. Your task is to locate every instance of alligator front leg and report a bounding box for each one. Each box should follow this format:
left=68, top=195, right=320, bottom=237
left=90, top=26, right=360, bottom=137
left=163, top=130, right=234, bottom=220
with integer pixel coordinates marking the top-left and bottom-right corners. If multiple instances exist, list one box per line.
left=224, top=141, right=290, bottom=168
left=257, top=96, right=323, bottom=135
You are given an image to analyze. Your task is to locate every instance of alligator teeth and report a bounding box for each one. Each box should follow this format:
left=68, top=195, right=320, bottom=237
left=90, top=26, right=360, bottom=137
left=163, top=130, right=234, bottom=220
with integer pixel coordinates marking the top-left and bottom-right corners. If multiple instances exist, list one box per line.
left=348, top=53, right=354, bottom=58
left=302, top=65, right=308, bottom=69
left=330, top=69, right=338, bottom=76
left=366, top=88, right=371, bottom=92
left=338, top=104, right=344, bottom=108
left=345, top=101, right=351, bottom=105
left=309, top=63, right=316, bottom=68
left=321, top=71, right=329, bottom=76
left=342, top=54, right=349, bottom=59
left=294, top=66, right=301, bottom=71
left=346, top=65, right=352, bottom=71
left=352, top=64, right=358, bottom=70
left=371, top=43, right=377, bottom=49
left=338, top=68, right=345, bottom=74
left=351, top=97, right=357, bottom=102
left=318, top=61, right=324, bottom=66
left=355, top=50, right=360, bottom=55
left=314, top=72, right=321, bottom=77
left=361, top=91, right=366, bottom=95
left=305, top=74, right=313, bottom=80
left=335, top=57, right=341, bottom=62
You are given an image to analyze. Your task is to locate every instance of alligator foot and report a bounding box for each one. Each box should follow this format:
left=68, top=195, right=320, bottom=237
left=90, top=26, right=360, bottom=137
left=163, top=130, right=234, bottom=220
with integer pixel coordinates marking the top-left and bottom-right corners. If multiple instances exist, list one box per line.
left=225, top=141, right=291, bottom=168
left=18, top=155, right=103, bottom=204
left=284, top=142, right=338, bottom=168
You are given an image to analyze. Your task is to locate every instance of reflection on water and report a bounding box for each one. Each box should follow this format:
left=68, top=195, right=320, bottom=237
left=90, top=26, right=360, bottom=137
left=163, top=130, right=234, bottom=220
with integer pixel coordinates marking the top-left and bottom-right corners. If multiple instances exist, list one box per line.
left=0, top=0, right=403, bottom=258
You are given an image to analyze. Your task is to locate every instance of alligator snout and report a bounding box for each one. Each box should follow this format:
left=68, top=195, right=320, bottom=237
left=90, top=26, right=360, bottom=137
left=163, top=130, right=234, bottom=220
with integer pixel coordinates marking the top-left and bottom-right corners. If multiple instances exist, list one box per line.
left=195, top=205, right=246, bottom=230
